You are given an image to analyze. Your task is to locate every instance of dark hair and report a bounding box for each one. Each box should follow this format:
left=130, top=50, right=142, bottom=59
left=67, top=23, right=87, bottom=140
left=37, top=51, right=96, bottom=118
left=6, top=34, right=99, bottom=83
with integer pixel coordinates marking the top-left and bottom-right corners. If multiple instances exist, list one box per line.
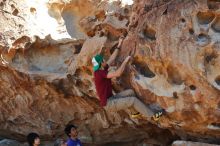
left=64, top=124, right=77, bottom=137
left=27, top=132, right=39, bottom=146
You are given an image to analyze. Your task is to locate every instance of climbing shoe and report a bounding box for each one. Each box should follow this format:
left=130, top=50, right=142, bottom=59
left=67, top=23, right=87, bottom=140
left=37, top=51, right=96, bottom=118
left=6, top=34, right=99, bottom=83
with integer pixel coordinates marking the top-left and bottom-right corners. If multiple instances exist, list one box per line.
left=131, top=112, right=142, bottom=118
left=152, top=111, right=163, bottom=121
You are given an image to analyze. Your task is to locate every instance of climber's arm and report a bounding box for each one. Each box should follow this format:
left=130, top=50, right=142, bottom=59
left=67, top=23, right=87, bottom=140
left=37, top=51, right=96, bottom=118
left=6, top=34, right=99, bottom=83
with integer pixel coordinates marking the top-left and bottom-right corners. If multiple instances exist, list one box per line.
left=106, top=49, right=119, bottom=66
left=107, top=37, right=124, bottom=66
left=107, top=56, right=130, bottom=78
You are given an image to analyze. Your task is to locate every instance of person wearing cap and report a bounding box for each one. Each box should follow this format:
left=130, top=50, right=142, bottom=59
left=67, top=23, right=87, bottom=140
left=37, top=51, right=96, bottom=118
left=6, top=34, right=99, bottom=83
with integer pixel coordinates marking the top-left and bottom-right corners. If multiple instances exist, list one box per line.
left=92, top=37, right=163, bottom=121
left=64, top=124, right=82, bottom=146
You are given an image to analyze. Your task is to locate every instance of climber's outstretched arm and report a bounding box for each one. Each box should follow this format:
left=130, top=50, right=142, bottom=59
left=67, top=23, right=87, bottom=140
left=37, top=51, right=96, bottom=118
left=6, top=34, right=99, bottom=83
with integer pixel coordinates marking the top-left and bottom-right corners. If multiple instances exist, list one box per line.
left=107, top=56, right=130, bottom=78
left=107, top=37, right=124, bottom=66
left=107, top=49, right=119, bottom=66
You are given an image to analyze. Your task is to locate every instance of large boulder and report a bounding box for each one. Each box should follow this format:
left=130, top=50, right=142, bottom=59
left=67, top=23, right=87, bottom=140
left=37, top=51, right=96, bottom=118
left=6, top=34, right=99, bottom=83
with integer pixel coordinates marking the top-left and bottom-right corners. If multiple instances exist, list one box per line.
left=0, top=0, right=220, bottom=145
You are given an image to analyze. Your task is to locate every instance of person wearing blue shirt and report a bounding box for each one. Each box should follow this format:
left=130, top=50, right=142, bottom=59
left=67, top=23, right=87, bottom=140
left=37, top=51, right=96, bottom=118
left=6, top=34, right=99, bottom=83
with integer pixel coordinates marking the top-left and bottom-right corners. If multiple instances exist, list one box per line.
left=64, top=124, right=82, bottom=146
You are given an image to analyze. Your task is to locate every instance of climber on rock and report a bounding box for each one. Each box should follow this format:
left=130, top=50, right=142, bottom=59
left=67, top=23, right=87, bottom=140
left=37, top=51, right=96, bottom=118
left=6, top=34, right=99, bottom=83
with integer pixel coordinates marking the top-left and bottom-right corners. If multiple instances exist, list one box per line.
left=92, top=36, right=163, bottom=121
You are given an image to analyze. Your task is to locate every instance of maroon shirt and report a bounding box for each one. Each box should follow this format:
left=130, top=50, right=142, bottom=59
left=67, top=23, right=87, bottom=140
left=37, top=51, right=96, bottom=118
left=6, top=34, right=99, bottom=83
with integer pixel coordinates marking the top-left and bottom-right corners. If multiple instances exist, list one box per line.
left=94, top=65, right=113, bottom=107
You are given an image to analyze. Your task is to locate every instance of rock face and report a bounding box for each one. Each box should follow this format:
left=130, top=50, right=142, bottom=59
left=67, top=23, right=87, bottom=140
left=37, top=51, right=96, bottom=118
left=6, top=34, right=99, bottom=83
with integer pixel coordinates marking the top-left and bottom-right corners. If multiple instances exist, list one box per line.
left=0, top=139, right=22, bottom=146
left=0, top=0, right=220, bottom=145
left=172, top=140, right=220, bottom=146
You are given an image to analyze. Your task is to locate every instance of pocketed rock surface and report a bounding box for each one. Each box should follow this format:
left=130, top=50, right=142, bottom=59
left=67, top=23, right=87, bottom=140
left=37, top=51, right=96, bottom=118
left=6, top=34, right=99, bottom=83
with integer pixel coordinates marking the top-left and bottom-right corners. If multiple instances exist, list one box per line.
left=0, top=0, right=220, bottom=145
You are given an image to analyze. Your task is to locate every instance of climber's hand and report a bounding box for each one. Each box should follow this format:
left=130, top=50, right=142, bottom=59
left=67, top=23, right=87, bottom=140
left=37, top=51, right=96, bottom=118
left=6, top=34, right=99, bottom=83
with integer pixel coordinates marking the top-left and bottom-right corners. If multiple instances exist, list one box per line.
left=118, top=36, right=125, bottom=47
left=125, top=56, right=131, bottom=63
left=130, top=65, right=136, bottom=72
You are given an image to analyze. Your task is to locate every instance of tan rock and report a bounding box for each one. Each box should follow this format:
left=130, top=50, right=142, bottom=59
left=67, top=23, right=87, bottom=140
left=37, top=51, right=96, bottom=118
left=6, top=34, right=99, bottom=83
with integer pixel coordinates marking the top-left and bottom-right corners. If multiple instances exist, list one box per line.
left=172, top=140, right=219, bottom=146
left=1, top=0, right=220, bottom=145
